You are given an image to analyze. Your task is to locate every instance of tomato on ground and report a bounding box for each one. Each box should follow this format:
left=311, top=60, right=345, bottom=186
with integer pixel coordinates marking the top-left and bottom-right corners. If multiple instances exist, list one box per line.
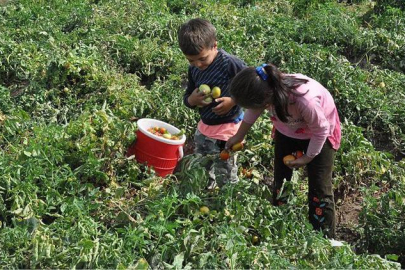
left=200, top=206, right=210, bottom=215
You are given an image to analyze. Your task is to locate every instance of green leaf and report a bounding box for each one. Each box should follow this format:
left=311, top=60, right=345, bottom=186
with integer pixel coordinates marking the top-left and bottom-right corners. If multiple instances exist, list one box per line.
left=172, top=252, right=184, bottom=269
left=133, top=258, right=149, bottom=270
left=79, top=239, right=95, bottom=249
left=385, top=254, right=399, bottom=261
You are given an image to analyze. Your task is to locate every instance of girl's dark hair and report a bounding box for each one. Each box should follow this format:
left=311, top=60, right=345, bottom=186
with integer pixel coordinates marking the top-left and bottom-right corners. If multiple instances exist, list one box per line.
left=178, top=18, right=217, bottom=55
left=229, top=63, right=308, bottom=122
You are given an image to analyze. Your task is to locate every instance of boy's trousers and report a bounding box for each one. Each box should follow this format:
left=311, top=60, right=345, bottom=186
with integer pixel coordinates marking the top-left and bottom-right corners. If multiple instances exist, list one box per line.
left=194, top=129, right=239, bottom=187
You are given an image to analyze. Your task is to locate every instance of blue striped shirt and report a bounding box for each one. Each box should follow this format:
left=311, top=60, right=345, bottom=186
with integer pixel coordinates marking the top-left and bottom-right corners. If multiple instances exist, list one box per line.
left=184, top=49, right=246, bottom=125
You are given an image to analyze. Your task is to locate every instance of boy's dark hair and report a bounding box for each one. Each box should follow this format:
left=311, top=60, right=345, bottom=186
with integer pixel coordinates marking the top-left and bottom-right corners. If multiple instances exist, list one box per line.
left=229, top=63, right=308, bottom=122
left=178, top=18, right=217, bottom=55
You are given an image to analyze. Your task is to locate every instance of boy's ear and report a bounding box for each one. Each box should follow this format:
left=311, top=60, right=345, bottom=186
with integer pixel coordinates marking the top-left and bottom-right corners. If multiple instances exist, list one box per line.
left=212, top=41, right=218, bottom=50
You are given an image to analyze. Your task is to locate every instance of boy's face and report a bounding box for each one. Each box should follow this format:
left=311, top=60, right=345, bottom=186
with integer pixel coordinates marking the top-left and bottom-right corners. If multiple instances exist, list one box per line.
left=185, top=42, right=218, bottom=71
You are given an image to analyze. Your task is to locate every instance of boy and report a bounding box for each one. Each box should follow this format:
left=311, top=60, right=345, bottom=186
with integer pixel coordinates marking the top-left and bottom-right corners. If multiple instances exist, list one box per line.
left=178, top=18, right=246, bottom=188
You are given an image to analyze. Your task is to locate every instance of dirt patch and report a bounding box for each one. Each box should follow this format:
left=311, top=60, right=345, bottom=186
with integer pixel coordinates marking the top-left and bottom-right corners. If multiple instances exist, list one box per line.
left=336, top=191, right=362, bottom=245
left=183, top=139, right=194, bottom=155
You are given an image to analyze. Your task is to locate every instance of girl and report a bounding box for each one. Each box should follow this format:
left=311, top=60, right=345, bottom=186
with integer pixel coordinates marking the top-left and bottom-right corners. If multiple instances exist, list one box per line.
left=225, top=63, right=341, bottom=238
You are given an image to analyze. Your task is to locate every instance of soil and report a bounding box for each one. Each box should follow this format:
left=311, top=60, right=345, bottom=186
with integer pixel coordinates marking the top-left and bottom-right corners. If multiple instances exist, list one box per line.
left=183, top=139, right=194, bottom=155
left=335, top=191, right=362, bottom=245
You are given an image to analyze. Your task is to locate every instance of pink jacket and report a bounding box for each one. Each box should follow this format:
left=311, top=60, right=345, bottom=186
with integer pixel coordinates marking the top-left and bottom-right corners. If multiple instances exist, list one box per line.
left=243, top=74, right=341, bottom=158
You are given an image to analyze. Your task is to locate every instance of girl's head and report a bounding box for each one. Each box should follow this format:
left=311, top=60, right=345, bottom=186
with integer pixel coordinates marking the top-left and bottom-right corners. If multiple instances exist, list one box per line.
left=229, top=64, right=282, bottom=109
left=229, top=63, right=308, bottom=122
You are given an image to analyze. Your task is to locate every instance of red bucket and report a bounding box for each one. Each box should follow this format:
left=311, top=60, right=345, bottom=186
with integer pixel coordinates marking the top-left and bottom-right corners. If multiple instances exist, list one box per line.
left=126, top=118, right=186, bottom=177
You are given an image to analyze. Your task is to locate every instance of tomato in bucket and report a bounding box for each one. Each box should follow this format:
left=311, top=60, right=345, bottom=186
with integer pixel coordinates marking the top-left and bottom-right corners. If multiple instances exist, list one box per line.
left=126, top=118, right=186, bottom=177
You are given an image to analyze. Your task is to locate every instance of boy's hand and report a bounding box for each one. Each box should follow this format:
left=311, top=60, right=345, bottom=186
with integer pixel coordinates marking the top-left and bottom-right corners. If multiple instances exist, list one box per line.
left=212, top=97, right=235, bottom=115
left=188, top=88, right=210, bottom=107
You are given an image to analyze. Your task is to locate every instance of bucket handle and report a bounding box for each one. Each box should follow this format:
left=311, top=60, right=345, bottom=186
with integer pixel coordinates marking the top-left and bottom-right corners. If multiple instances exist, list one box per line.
left=178, top=146, right=184, bottom=160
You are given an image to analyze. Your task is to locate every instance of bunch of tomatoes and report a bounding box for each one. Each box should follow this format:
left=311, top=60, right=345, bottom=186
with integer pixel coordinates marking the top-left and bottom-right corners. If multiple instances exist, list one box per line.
left=147, top=126, right=183, bottom=140
left=283, top=151, right=304, bottom=165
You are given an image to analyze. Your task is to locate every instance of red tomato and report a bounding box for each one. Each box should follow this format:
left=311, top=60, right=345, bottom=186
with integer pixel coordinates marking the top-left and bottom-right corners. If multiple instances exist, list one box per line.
left=294, top=150, right=304, bottom=158
left=219, top=150, right=230, bottom=160
left=242, top=168, right=253, bottom=178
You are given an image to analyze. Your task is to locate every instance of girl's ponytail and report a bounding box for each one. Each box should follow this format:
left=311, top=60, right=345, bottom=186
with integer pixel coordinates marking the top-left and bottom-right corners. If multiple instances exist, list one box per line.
left=263, top=64, right=290, bottom=122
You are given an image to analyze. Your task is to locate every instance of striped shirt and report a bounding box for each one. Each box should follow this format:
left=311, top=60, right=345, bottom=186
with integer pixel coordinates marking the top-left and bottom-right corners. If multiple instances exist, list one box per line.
left=184, top=49, right=245, bottom=125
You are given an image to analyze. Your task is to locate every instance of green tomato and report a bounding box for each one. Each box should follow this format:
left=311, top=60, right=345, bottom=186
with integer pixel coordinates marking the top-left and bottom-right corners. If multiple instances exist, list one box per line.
left=199, top=84, right=211, bottom=95
left=211, top=86, right=221, bottom=98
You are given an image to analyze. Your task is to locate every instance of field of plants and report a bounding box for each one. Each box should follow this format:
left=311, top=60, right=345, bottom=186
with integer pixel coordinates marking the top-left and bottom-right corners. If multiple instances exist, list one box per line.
left=1, top=0, right=405, bottom=268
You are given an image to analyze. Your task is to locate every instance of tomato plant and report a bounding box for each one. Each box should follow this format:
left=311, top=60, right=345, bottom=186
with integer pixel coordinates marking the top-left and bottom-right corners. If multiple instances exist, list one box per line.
left=0, top=0, right=404, bottom=268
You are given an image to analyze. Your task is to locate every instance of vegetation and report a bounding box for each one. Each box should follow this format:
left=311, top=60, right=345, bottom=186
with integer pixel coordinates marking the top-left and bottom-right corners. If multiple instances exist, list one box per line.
left=1, top=0, right=404, bottom=268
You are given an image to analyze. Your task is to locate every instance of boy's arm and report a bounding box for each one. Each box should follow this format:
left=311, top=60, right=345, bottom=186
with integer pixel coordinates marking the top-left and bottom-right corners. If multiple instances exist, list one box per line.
left=183, top=68, right=197, bottom=108
left=212, top=55, right=246, bottom=115
left=212, top=97, right=236, bottom=115
left=228, top=54, right=247, bottom=77
left=184, top=68, right=209, bottom=108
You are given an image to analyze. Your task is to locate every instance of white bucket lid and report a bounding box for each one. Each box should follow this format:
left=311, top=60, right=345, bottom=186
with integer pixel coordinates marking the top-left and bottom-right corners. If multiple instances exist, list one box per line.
left=137, top=118, right=186, bottom=145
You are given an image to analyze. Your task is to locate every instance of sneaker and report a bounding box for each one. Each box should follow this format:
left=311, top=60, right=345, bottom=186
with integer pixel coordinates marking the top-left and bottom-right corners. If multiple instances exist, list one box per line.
left=329, top=239, right=344, bottom=247
left=207, top=179, right=217, bottom=190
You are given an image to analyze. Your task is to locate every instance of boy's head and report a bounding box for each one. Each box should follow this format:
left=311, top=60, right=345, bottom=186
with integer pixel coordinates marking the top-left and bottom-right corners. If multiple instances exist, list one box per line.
left=178, top=18, right=218, bottom=70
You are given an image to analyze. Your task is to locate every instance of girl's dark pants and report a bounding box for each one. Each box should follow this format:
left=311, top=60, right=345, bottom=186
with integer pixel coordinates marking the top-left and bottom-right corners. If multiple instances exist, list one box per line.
left=273, top=130, right=336, bottom=238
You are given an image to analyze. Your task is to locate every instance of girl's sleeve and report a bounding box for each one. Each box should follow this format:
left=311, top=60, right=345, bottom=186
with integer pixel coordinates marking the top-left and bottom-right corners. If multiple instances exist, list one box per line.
left=183, top=68, right=196, bottom=109
left=297, top=98, right=330, bottom=158
left=243, top=108, right=265, bottom=125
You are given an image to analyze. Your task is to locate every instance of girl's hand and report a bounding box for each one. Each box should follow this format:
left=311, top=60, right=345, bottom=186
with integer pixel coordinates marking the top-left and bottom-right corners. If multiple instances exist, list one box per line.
left=286, top=154, right=313, bottom=169
left=212, top=97, right=235, bottom=115
left=225, top=121, right=253, bottom=150
left=225, top=134, right=245, bottom=150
